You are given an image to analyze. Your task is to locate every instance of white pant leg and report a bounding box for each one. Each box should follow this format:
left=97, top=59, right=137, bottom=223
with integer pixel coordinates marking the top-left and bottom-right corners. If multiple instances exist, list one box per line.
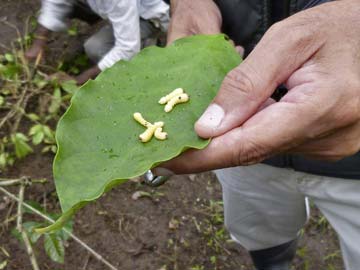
left=84, top=24, right=114, bottom=63
left=299, top=175, right=360, bottom=270
left=216, top=164, right=308, bottom=251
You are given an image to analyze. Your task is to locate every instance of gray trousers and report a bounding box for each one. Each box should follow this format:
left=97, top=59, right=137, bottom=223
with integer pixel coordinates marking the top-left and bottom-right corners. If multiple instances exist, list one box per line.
left=84, top=20, right=161, bottom=64
left=216, top=164, right=360, bottom=270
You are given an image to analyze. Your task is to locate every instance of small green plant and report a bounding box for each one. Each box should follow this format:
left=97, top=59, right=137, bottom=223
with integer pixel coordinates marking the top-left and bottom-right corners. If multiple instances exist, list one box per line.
left=0, top=28, right=78, bottom=172
left=11, top=201, right=73, bottom=264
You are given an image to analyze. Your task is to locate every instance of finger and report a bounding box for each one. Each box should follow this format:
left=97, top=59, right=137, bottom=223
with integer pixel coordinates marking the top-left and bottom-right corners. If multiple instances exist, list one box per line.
left=235, top=46, right=244, bottom=57
left=159, top=101, right=305, bottom=173
left=166, top=25, right=190, bottom=45
left=157, top=97, right=277, bottom=174
left=157, top=130, right=241, bottom=174
left=166, top=9, right=222, bottom=45
left=195, top=13, right=326, bottom=138
left=166, top=22, right=221, bottom=45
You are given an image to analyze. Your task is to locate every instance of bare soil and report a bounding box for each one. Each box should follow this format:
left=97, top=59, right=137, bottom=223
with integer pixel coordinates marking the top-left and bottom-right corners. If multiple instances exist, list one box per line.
left=0, top=1, right=344, bottom=270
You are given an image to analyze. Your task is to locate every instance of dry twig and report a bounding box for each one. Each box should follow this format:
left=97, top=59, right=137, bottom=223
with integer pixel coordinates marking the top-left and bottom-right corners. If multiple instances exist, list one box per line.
left=16, top=180, right=40, bottom=270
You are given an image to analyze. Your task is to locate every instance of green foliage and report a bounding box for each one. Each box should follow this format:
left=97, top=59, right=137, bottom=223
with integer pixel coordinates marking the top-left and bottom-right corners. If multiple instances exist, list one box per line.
left=11, top=202, right=73, bottom=264
left=58, top=54, right=89, bottom=75
left=44, top=234, right=65, bottom=263
left=48, top=87, right=62, bottom=114
left=60, top=80, right=78, bottom=95
left=10, top=133, right=33, bottom=158
left=39, top=34, right=241, bottom=233
left=67, top=24, right=78, bottom=37
left=0, top=137, right=15, bottom=169
left=0, top=37, right=73, bottom=171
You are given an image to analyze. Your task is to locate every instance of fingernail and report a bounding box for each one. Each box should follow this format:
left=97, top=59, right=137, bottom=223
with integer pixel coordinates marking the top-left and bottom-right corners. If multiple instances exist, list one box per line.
left=152, top=167, right=175, bottom=176
left=197, top=103, right=224, bottom=130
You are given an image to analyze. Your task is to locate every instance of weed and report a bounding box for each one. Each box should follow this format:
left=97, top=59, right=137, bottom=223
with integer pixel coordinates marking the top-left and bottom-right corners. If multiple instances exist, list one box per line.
left=0, top=20, right=77, bottom=173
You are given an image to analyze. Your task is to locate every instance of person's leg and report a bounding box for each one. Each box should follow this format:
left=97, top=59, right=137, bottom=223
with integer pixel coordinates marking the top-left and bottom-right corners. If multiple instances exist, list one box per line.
left=138, top=0, right=170, bottom=32
left=83, top=24, right=114, bottom=64
left=300, top=175, right=360, bottom=270
left=139, top=19, right=159, bottom=48
left=69, top=0, right=101, bottom=25
left=84, top=19, right=164, bottom=63
left=216, top=164, right=308, bottom=269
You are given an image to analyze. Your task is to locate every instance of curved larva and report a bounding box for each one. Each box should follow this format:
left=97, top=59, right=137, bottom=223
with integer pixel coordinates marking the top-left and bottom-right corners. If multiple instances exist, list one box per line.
left=133, top=112, right=151, bottom=127
left=158, top=88, right=184, bottom=104
left=134, top=114, right=167, bottom=142
left=139, top=125, right=157, bottom=142
left=154, top=121, right=164, bottom=127
left=154, top=127, right=168, bottom=140
left=164, top=93, right=189, bottom=112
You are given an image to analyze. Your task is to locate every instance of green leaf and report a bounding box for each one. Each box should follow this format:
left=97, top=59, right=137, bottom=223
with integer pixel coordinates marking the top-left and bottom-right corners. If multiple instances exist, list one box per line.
left=23, top=200, right=44, bottom=214
left=32, top=131, right=44, bottom=145
left=4, top=53, right=14, bottom=62
left=26, top=113, right=40, bottom=121
left=48, top=87, right=62, bottom=114
left=38, top=34, right=241, bottom=233
left=0, top=63, right=21, bottom=79
left=24, top=222, right=43, bottom=244
left=33, top=75, right=49, bottom=89
left=11, top=222, right=43, bottom=245
left=11, top=133, right=33, bottom=159
left=43, top=125, right=55, bottom=142
left=44, top=233, right=65, bottom=264
left=59, top=219, right=73, bottom=241
left=0, top=153, right=6, bottom=168
left=60, top=80, right=78, bottom=95
left=29, top=124, right=45, bottom=145
left=67, top=25, right=78, bottom=36
left=0, top=95, right=4, bottom=107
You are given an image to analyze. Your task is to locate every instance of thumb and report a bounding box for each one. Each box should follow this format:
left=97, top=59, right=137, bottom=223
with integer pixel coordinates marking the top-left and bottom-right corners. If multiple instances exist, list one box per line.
left=195, top=19, right=325, bottom=138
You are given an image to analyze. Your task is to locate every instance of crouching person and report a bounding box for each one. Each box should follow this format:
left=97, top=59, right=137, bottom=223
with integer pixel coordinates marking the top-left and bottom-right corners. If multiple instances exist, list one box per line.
left=26, top=0, right=169, bottom=85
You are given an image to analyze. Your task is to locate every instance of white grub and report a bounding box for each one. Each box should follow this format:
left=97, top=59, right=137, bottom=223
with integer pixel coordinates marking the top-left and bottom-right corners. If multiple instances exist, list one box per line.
left=153, top=121, right=164, bottom=128
left=158, top=88, right=184, bottom=104
left=139, top=125, right=157, bottom=142
left=134, top=114, right=167, bottom=143
left=154, top=127, right=168, bottom=140
left=133, top=112, right=151, bottom=127
left=164, top=93, right=189, bottom=112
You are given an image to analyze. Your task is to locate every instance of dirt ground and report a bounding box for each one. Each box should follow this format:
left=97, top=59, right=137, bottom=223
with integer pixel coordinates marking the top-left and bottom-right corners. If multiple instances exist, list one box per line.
left=0, top=1, right=344, bottom=270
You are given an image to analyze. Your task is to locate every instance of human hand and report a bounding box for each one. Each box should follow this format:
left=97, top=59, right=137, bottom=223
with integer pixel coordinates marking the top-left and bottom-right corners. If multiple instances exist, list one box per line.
left=47, top=71, right=75, bottom=83
left=74, top=65, right=101, bottom=85
left=25, top=25, right=50, bottom=61
left=167, top=0, right=222, bottom=45
left=156, top=0, right=360, bottom=174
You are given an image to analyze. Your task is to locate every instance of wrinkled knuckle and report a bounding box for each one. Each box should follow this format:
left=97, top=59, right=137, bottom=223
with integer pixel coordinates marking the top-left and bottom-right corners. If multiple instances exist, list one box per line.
left=269, top=15, right=319, bottom=52
left=232, top=139, right=267, bottom=166
left=267, top=21, right=284, bottom=37
left=335, top=78, right=360, bottom=124
left=224, top=68, right=256, bottom=100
